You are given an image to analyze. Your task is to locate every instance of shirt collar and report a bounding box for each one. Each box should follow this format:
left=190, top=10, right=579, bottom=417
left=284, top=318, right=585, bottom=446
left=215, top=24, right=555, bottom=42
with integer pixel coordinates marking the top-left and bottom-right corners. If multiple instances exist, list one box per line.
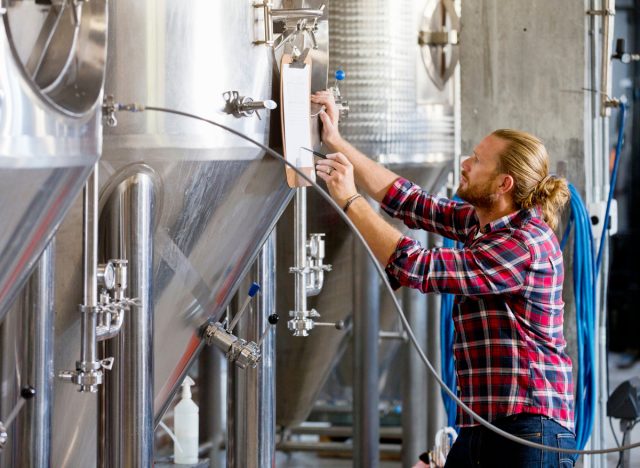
left=478, top=206, right=540, bottom=234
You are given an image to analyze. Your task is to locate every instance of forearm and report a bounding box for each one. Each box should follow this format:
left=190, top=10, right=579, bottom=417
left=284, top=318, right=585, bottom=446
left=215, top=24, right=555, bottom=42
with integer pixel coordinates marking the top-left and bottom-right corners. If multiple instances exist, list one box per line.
left=326, top=137, right=400, bottom=203
left=344, top=195, right=403, bottom=265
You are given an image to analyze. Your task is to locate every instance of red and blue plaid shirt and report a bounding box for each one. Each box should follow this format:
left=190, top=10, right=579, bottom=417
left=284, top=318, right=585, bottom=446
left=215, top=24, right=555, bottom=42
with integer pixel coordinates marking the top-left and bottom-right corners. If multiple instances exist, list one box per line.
left=381, top=177, right=574, bottom=431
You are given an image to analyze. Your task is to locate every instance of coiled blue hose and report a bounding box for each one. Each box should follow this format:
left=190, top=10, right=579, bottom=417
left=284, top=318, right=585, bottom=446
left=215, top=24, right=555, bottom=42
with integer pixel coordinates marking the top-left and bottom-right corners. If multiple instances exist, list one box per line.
left=562, top=183, right=596, bottom=451
left=562, top=102, right=626, bottom=450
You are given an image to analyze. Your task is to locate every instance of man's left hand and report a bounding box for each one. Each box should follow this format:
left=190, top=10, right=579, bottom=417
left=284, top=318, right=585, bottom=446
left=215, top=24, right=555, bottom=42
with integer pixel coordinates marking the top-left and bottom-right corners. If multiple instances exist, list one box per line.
left=315, top=152, right=358, bottom=206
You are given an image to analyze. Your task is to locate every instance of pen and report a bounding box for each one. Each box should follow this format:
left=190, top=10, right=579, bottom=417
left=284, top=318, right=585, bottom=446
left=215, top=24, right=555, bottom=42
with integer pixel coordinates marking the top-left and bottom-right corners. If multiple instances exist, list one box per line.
left=301, top=147, right=327, bottom=159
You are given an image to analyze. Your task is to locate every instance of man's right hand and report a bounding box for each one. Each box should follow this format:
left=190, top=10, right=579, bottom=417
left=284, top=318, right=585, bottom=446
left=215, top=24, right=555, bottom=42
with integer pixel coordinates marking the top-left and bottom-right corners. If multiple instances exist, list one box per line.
left=311, top=90, right=342, bottom=148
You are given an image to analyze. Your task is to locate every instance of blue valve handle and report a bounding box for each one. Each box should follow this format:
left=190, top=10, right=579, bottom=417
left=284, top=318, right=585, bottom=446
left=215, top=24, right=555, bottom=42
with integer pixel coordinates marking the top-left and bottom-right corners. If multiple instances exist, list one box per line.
left=248, top=282, right=261, bottom=297
left=335, top=69, right=346, bottom=81
left=227, top=282, right=261, bottom=332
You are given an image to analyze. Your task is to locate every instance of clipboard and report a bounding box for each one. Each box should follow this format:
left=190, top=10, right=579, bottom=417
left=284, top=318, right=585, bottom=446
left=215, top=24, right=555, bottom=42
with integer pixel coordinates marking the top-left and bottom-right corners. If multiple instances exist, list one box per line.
left=280, top=53, right=314, bottom=188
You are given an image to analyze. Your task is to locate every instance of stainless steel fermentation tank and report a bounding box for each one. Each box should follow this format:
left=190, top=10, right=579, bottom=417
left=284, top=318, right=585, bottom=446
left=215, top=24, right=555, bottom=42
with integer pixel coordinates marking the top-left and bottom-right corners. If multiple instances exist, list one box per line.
left=22, top=1, right=291, bottom=466
left=0, top=2, right=107, bottom=464
left=275, top=0, right=457, bottom=460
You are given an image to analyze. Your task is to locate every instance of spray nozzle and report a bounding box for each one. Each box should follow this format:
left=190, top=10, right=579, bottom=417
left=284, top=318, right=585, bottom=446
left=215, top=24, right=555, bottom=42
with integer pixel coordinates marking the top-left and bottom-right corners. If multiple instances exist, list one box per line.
left=180, top=375, right=195, bottom=399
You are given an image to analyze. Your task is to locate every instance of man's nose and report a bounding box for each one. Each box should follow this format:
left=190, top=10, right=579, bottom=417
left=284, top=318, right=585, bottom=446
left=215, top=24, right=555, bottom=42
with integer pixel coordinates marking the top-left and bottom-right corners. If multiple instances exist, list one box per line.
left=461, top=157, right=470, bottom=171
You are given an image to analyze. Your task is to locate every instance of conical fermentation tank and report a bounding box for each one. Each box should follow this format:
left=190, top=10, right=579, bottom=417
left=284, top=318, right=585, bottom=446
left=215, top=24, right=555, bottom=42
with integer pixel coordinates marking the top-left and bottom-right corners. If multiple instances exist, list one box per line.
left=276, top=0, right=456, bottom=429
left=48, top=1, right=293, bottom=465
left=0, top=1, right=107, bottom=323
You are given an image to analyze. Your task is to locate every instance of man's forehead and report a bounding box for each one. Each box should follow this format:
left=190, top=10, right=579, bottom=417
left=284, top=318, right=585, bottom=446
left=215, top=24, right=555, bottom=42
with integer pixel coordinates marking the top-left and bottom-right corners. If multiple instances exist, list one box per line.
left=475, top=135, right=508, bottom=162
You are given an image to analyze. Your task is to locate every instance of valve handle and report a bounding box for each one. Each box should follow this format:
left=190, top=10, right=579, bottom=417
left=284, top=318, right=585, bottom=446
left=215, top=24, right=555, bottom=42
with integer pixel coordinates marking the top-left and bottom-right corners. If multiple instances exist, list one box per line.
left=313, top=320, right=345, bottom=330
left=257, top=314, right=280, bottom=347
left=20, top=386, right=36, bottom=400
left=268, top=313, right=280, bottom=325
left=248, top=282, right=261, bottom=297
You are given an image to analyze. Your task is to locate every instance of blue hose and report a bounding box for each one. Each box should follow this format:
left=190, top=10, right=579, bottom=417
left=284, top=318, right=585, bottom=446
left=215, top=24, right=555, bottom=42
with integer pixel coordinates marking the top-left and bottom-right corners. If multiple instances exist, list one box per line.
left=563, top=183, right=596, bottom=450
left=561, top=102, right=626, bottom=450
left=440, top=236, right=458, bottom=428
left=596, top=103, right=627, bottom=272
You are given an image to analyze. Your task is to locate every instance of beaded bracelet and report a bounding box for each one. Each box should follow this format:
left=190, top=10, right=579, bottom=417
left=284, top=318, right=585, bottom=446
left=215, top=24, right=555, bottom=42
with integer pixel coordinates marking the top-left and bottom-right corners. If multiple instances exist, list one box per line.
left=343, top=193, right=362, bottom=213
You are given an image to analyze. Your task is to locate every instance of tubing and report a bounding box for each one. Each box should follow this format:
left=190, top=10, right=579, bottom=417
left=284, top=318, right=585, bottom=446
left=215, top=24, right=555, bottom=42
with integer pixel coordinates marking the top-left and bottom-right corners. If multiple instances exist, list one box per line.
left=117, top=104, right=638, bottom=456
left=596, top=102, right=626, bottom=272
left=562, top=183, right=596, bottom=451
left=439, top=236, right=458, bottom=429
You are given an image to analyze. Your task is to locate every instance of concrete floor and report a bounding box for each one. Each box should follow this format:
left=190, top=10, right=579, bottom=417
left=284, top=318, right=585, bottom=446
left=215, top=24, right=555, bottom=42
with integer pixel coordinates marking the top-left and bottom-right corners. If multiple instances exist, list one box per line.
left=274, top=353, right=640, bottom=468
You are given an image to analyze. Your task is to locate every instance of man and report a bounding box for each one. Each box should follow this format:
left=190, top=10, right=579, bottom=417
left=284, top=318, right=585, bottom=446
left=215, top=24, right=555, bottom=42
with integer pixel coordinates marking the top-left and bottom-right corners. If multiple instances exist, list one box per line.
left=311, top=91, right=576, bottom=467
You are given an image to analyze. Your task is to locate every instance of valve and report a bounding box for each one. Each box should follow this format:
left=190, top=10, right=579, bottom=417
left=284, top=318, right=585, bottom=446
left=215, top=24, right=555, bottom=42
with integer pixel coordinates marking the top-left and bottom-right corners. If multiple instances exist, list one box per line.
left=0, top=386, right=37, bottom=451
left=330, top=69, right=349, bottom=119
left=202, top=321, right=261, bottom=369
left=201, top=283, right=263, bottom=369
left=223, top=91, right=277, bottom=120
left=58, top=259, right=137, bottom=391
left=306, top=233, right=332, bottom=296
left=612, top=38, right=640, bottom=64
left=287, top=309, right=344, bottom=337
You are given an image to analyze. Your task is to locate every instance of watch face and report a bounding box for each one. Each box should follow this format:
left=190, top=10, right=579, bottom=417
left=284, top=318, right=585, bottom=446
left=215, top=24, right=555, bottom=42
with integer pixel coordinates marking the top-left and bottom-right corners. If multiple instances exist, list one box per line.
left=103, top=262, right=116, bottom=290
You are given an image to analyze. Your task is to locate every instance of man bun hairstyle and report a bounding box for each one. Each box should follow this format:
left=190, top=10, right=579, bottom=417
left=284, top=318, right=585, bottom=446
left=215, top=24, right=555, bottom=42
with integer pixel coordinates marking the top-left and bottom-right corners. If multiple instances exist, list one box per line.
left=492, top=129, right=570, bottom=230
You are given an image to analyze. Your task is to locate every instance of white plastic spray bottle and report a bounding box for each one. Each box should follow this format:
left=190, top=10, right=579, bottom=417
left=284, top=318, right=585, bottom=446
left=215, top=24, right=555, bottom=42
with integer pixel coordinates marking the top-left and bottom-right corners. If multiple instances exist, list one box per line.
left=174, top=375, right=199, bottom=465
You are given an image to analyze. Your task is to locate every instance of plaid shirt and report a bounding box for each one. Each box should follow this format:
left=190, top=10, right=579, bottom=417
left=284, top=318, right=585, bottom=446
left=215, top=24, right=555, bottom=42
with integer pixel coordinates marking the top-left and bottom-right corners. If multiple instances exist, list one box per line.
left=381, top=178, right=574, bottom=431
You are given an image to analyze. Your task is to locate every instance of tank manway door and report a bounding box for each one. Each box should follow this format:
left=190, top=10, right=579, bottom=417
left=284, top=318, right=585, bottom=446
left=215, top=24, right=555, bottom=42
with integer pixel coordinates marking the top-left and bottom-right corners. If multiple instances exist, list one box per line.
left=418, top=0, right=460, bottom=90
left=2, top=0, right=107, bottom=115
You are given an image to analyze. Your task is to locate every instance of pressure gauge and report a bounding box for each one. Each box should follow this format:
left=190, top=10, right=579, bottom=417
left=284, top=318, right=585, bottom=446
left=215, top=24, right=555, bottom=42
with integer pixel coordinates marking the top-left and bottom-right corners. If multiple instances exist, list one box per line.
left=97, top=261, right=116, bottom=291
left=2, top=0, right=107, bottom=115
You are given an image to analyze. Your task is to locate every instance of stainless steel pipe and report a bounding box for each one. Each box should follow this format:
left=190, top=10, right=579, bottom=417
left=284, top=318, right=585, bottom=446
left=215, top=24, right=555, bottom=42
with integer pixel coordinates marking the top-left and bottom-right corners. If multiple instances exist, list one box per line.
left=294, top=188, right=307, bottom=315
left=100, top=171, right=155, bottom=467
left=80, top=165, right=99, bottom=377
left=199, top=346, right=227, bottom=468
left=0, top=243, right=57, bottom=467
left=18, top=243, right=55, bottom=466
left=353, top=216, right=380, bottom=468
left=402, top=229, right=429, bottom=467
left=228, top=232, right=276, bottom=467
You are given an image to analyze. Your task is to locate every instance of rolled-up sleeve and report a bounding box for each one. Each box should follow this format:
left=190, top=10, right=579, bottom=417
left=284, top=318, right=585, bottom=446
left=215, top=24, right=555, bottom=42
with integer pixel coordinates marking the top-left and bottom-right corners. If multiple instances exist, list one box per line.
left=381, top=178, right=477, bottom=243
left=385, top=232, right=532, bottom=295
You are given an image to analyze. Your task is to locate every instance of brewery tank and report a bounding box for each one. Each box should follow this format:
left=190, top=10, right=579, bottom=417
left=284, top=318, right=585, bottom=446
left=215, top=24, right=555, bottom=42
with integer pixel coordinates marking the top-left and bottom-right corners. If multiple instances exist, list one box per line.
left=48, top=1, right=292, bottom=465
left=275, top=0, right=456, bottom=429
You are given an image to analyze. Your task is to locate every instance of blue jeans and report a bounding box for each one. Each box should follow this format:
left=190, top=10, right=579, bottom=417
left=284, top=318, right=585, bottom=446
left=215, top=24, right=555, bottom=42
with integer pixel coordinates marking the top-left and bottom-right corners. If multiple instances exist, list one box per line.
left=443, top=414, right=576, bottom=468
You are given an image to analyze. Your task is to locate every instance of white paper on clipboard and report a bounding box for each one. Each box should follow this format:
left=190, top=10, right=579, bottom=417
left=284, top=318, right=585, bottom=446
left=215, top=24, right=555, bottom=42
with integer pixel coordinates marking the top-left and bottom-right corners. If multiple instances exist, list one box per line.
left=281, top=59, right=314, bottom=187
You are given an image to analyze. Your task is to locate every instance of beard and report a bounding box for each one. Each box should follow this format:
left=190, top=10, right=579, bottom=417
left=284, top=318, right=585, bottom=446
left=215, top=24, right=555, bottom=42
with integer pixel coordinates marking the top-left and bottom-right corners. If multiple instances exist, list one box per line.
left=456, top=177, right=499, bottom=209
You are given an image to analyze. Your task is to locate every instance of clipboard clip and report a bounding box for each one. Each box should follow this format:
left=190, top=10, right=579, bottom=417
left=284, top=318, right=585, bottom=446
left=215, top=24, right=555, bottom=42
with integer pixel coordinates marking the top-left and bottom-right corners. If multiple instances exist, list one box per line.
left=289, top=46, right=311, bottom=68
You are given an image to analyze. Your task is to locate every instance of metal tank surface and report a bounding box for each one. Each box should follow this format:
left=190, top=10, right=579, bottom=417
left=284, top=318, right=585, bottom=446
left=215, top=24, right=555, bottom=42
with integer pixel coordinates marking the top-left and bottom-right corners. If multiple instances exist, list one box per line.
left=275, top=0, right=456, bottom=429
left=0, top=1, right=107, bottom=323
left=50, top=1, right=292, bottom=466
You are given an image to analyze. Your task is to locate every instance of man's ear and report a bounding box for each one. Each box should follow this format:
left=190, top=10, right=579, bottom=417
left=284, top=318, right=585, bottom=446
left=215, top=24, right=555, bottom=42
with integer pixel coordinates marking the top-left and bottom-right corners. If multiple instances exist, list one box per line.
left=497, top=174, right=515, bottom=194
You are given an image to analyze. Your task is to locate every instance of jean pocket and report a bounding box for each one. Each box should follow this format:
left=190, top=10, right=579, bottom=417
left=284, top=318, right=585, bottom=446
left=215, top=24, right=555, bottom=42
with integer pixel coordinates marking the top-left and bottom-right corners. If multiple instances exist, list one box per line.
left=556, top=433, right=576, bottom=467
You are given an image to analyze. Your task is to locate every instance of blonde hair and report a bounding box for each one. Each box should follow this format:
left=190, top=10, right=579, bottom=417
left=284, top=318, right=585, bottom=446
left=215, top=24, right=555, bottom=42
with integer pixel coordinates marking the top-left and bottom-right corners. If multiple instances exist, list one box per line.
left=492, top=129, right=569, bottom=229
